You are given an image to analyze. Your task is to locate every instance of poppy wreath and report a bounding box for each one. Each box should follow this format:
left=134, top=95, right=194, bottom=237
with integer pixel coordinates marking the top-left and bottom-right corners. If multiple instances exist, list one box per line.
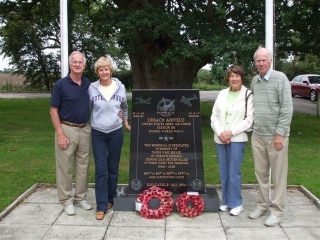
left=176, top=192, right=205, bottom=218
left=137, top=186, right=174, bottom=219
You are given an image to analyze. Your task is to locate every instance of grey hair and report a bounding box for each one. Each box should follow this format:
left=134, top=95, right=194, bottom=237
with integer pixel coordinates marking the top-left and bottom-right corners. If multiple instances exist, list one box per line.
left=253, top=46, right=272, bottom=60
left=68, top=51, right=87, bottom=64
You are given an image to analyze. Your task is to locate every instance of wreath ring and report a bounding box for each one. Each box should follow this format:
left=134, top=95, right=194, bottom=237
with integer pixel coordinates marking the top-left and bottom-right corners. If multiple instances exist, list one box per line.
left=137, top=186, right=174, bottom=219
left=176, top=192, right=205, bottom=218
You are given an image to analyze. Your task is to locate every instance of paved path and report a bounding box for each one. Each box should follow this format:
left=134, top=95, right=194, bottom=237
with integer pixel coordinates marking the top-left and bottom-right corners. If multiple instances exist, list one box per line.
left=0, top=91, right=219, bottom=101
left=0, top=185, right=319, bottom=240
left=1, top=91, right=317, bottom=116
left=0, top=92, right=52, bottom=99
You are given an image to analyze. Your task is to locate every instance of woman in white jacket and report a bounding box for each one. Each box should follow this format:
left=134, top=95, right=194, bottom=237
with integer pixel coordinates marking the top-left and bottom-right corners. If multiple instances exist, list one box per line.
left=210, top=65, right=254, bottom=216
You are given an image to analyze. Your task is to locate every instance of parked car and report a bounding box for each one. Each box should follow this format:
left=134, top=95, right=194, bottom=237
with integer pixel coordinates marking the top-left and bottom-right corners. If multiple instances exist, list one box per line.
left=290, top=74, right=320, bottom=101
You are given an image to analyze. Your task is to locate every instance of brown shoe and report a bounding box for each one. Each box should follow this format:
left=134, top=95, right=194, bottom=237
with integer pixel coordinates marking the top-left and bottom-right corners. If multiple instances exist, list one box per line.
left=108, top=203, right=113, bottom=210
left=96, top=211, right=105, bottom=220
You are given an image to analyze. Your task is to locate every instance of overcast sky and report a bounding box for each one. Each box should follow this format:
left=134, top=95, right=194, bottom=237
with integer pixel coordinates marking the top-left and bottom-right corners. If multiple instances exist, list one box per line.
left=0, top=54, right=10, bottom=70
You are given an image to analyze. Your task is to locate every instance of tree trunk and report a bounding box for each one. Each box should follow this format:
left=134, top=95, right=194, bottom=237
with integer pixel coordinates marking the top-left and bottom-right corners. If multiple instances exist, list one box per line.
left=129, top=50, right=207, bottom=89
left=114, top=0, right=210, bottom=89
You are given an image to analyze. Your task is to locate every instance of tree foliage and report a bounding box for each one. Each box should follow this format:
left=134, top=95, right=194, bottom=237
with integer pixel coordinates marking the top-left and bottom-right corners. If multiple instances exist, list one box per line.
left=277, top=0, right=320, bottom=60
left=0, top=0, right=127, bottom=90
left=0, top=0, right=319, bottom=90
left=277, top=54, right=320, bottom=80
left=0, top=1, right=60, bottom=90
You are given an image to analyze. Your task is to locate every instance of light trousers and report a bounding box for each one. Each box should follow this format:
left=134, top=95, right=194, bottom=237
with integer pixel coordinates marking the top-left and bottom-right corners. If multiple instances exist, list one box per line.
left=216, top=142, right=246, bottom=209
left=55, top=124, right=91, bottom=206
left=251, top=134, right=289, bottom=217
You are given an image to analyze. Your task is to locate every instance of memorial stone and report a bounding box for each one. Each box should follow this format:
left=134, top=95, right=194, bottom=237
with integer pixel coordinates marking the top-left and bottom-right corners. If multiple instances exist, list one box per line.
left=128, top=89, right=205, bottom=194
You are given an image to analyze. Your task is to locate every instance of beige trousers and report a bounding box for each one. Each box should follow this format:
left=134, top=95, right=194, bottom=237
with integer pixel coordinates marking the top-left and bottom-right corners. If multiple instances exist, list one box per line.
left=251, top=134, right=289, bottom=217
left=55, top=124, right=91, bottom=206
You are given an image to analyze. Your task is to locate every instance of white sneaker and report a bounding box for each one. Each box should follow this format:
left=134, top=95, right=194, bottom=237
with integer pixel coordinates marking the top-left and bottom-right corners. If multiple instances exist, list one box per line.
left=74, top=200, right=93, bottom=210
left=64, top=204, right=75, bottom=215
left=230, top=205, right=243, bottom=216
left=219, top=205, right=228, bottom=212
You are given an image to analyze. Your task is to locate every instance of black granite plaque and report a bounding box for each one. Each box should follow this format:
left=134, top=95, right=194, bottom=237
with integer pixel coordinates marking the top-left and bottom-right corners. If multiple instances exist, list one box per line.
left=129, top=89, right=205, bottom=194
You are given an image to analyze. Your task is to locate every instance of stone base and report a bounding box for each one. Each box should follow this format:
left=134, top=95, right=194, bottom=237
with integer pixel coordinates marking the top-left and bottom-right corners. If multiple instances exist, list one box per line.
left=114, top=185, right=219, bottom=212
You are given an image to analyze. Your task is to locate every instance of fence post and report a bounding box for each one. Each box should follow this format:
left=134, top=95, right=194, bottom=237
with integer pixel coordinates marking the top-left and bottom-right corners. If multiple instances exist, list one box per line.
left=317, top=90, right=320, bottom=117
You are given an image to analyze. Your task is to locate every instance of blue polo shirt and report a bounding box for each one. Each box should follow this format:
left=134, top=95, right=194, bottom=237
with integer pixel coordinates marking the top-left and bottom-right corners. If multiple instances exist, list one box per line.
left=51, top=75, right=90, bottom=124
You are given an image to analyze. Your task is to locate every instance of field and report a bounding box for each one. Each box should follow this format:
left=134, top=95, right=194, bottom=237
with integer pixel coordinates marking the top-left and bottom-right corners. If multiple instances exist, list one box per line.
left=0, top=73, right=25, bottom=86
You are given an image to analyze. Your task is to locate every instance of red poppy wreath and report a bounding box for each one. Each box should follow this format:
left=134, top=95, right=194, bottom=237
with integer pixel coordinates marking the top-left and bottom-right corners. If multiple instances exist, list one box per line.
left=137, top=186, right=174, bottom=219
left=176, top=192, right=204, bottom=218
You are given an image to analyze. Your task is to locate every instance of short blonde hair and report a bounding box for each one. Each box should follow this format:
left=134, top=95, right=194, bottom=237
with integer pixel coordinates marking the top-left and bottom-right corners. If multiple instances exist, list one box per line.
left=94, top=56, right=114, bottom=74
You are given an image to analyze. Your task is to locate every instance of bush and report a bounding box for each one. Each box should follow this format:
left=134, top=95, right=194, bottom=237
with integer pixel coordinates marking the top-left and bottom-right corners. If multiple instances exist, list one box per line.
left=113, top=69, right=133, bottom=90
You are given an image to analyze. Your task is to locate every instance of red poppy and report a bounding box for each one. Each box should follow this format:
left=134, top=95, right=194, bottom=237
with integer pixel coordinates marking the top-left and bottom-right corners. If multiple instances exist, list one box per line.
left=137, top=186, right=174, bottom=219
left=176, top=192, right=204, bottom=218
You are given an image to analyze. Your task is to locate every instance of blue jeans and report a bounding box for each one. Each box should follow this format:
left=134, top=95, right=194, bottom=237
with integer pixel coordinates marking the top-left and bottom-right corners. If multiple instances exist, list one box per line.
left=92, top=127, right=124, bottom=212
left=216, top=142, right=246, bottom=209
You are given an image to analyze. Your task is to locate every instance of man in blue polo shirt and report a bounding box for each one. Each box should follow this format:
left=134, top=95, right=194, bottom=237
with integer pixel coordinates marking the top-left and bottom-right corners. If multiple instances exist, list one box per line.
left=50, top=51, right=92, bottom=215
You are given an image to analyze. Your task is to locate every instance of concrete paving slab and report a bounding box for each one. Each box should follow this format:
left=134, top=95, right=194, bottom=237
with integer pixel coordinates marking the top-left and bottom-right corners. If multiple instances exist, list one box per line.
left=280, top=205, right=320, bottom=228
left=165, top=227, right=226, bottom=240
left=0, top=224, right=51, bottom=240
left=42, top=225, right=107, bottom=240
left=110, top=211, right=165, bottom=227
left=54, top=207, right=111, bottom=226
left=25, top=187, right=96, bottom=207
left=24, top=188, right=59, bottom=204
left=239, top=188, right=260, bottom=206
left=285, top=188, right=315, bottom=206
left=219, top=207, right=271, bottom=228
left=165, top=212, right=222, bottom=228
left=0, top=186, right=319, bottom=240
left=226, top=228, right=289, bottom=240
left=283, top=228, right=320, bottom=240
left=105, top=226, right=165, bottom=240
left=217, top=188, right=261, bottom=206
left=0, top=202, right=62, bottom=225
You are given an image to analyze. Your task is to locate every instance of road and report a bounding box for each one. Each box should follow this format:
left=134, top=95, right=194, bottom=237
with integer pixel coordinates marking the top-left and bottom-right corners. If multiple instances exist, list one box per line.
left=199, top=91, right=318, bottom=116
left=291, top=96, right=318, bottom=116
left=0, top=91, right=317, bottom=116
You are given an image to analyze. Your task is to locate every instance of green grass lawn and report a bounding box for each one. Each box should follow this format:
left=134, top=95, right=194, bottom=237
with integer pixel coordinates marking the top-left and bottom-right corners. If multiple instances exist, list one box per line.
left=0, top=98, right=319, bottom=212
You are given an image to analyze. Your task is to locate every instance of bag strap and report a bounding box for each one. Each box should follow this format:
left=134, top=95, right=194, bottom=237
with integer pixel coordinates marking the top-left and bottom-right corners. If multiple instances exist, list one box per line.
left=244, top=89, right=253, bottom=120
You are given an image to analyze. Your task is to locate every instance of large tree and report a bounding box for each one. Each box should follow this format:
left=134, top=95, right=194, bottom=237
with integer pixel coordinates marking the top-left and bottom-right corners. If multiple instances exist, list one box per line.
left=111, top=0, right=266, bottom=88
left=2, top=0, right=318, bottom=89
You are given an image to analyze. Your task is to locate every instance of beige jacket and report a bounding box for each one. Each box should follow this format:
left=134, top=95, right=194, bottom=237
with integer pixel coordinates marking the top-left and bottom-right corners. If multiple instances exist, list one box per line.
left=210, top=86, right=254, bottom=144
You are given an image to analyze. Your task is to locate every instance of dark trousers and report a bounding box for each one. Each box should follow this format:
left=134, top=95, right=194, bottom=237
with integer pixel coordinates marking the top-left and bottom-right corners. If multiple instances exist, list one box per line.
left=92, top=127, right=124, bottom=212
